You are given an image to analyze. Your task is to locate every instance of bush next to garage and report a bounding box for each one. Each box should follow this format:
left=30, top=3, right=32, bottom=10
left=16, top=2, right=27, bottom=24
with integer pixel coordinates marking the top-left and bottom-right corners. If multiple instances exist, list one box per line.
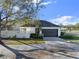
left=30, top=33, right=43, bottom=39
left=60, top=34, right=79, bottom=39
left=60, top=32, right=65, bottom=36
left=60, top=35, right=74, bottom=39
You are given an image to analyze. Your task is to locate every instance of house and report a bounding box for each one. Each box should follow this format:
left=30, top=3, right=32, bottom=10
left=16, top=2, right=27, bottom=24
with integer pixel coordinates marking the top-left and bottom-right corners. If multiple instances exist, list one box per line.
left=1, top=20, right=61, bottom=38
left=40, top=20, right=60, bottom=37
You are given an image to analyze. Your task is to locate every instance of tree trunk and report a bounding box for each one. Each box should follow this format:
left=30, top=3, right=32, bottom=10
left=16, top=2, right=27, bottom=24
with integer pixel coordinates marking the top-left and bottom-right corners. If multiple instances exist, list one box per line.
left=0, top=25, right=1, bottom=39
left=0, top=12, right=2, bottom=39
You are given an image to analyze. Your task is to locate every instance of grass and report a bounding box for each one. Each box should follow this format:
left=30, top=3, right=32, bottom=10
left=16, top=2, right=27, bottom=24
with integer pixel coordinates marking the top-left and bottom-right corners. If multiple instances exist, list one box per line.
left=60, top=33, right=79, bottom=39
left=65, top=39, right=79, bottom=42
left=2, top=39, right=44, bottom=45
left=60, top=34, right=79, bottom=42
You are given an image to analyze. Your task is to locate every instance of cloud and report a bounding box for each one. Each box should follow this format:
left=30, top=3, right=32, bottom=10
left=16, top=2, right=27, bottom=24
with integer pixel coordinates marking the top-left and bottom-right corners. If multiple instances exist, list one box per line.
left=26, top=0, right=52, bottom=6
left=12, top=6, right=20, bottom=13
left=40, top=0, right=57, bottom=6
left=25, top=0, right=41, bottom=3
left=41, top=2, right=52, bottom=5
left=32, top=0, right=41, bottom=3
left=50, top=16, right=77, bottom=25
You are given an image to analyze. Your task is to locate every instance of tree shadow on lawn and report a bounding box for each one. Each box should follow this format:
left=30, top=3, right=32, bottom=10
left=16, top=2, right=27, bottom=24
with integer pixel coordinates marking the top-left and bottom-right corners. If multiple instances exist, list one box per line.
left=0, top=40, right=34, bottom=59
left=16, top=40, right=46, bottom=50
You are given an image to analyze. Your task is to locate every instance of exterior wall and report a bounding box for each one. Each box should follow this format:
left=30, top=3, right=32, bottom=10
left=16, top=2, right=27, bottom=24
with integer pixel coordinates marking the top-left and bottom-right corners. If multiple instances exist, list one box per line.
left=19, top=27, right=35, bottom=33
left=1, top=27, right=36, bottom=38
left=1, top=31, right=30, bottom=38
left=42, top=27, right=61, bottom=37
left=58, top=28, right=61, bottom=36
left=1, top=27, right=61, bottom=38
left=42, top=27, right=59, bottom=29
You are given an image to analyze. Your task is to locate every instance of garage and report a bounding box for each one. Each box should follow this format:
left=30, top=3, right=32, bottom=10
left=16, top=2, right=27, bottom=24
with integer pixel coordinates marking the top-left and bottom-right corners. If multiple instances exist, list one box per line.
left=42, top=29, right=58, bottom=37
left=39, top=20, right=60, bottom=37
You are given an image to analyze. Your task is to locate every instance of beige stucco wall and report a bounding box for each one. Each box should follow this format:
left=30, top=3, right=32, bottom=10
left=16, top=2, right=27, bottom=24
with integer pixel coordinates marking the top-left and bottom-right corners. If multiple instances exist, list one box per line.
left=1, top=27, right=36, bottom=38
left=1, top=27, right=61, bottom=38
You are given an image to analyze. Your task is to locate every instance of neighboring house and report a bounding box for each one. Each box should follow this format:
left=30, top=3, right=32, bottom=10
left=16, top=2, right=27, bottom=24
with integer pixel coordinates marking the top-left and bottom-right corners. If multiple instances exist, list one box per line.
left=1, top=20, right=61, bottom=38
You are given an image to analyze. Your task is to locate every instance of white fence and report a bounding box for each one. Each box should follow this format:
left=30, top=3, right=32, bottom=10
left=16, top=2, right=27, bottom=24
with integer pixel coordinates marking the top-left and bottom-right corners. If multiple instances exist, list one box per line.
left=1, top=30, right=33, bottom=38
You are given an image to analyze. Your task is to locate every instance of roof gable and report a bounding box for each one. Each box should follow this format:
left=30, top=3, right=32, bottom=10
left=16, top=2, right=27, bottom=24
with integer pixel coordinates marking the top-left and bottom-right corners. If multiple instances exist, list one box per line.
left=39, top=20, right=60, bottom=27
left=21, top=20, right=60, bottom=27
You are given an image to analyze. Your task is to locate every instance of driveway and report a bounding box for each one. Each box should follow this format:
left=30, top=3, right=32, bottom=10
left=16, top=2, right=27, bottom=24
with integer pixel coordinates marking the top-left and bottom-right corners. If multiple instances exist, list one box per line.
left=0, top=45, right=15, bottom=59
left=1, top=37, right=79, bottom=59
left=43, top=37, right=64, bottom=41
left=1, top=42, right=79, bottom=59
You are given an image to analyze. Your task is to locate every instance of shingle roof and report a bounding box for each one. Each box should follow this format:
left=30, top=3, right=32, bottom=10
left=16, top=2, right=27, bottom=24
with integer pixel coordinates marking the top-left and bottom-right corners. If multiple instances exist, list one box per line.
left=21, top=20, right=60, bottom=27
left=39, top=20, right=60, bottom=27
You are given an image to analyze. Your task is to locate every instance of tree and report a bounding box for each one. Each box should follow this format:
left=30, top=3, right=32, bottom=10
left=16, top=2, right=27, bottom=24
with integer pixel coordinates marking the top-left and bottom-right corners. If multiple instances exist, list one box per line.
left=0, top=0, right=44, bottom=38
left=75, top=23, right=79, bottom=30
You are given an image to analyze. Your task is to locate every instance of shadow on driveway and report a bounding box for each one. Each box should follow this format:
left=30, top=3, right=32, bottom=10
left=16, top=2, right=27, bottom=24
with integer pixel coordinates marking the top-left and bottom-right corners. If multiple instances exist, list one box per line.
left=0, top=39, right=79, bottom=59
left=0, top=40, right=33, bottom=59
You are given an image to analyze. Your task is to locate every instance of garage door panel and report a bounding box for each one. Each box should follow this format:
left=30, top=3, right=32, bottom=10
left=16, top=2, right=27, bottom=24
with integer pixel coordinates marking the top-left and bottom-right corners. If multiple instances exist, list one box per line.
left=42, top=29, right=58, bottom=37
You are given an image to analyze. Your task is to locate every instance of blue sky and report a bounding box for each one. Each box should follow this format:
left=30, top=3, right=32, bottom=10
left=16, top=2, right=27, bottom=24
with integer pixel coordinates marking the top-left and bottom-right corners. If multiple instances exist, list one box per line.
left=0, top=0, right=79, bottom=25
left=39, top=0, right=79, bottom=25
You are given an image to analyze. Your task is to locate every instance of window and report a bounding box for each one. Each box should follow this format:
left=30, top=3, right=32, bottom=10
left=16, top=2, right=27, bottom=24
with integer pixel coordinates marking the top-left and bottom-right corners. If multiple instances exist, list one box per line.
left=20, top=28, right=26, bottom=32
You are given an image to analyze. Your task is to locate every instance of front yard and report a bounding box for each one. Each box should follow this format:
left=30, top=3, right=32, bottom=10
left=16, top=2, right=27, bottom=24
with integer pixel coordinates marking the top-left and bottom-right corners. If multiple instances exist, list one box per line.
left=60, top=32, right=79, bottom=43
left=2, top=39, right=44, bottom=45
left=65, top=39, right=79, bottom=43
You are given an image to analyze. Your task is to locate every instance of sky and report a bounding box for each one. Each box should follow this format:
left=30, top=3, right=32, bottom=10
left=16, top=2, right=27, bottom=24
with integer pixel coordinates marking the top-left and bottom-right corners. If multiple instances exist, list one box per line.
left=39, top=0, right=79, bottom=25
left=0, top=0, right=79, bottom=25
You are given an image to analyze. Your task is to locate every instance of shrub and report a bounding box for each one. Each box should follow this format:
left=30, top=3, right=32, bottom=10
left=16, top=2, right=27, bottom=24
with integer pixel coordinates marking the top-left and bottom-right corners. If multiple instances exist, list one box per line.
left=61, top=32, right=65, bottom=36
left=8, top=35, right=16, bottom=40
left=30, top=33, right=43, bottom=39
left=60, top=35, right=74, bottom=39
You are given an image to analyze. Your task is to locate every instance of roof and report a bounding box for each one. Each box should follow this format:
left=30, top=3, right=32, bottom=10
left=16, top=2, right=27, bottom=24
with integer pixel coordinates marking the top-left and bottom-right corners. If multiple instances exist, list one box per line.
left=21, top=20, right=60, bottom=27
left=39, top=20, right=60, bottom=27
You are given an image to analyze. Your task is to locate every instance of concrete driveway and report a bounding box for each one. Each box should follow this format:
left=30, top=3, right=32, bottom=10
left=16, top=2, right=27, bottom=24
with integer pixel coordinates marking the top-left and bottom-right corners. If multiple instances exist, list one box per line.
left=1, top=37, right=79, bottom=59
left=1, top=41, right=79, bottom=59
left=43, top=37, right=64, bottom=41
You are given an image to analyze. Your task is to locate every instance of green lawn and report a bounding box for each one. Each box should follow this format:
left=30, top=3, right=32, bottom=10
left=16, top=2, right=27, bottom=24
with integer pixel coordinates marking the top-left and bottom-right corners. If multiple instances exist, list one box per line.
left=65, top=39, right=79, bottom=42
left=2, top=39, right=44, bottom=45
left=60, top=34, right=79, bottom=42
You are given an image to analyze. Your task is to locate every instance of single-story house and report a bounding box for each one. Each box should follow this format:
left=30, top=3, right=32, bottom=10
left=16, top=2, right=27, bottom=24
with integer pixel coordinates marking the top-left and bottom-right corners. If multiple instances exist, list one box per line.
left=1, top=20, right=61, bottom=38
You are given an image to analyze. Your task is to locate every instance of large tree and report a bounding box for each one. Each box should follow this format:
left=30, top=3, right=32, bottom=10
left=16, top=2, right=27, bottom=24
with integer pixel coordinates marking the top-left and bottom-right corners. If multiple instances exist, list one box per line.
left=0, top=0, right=44, bottom=38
